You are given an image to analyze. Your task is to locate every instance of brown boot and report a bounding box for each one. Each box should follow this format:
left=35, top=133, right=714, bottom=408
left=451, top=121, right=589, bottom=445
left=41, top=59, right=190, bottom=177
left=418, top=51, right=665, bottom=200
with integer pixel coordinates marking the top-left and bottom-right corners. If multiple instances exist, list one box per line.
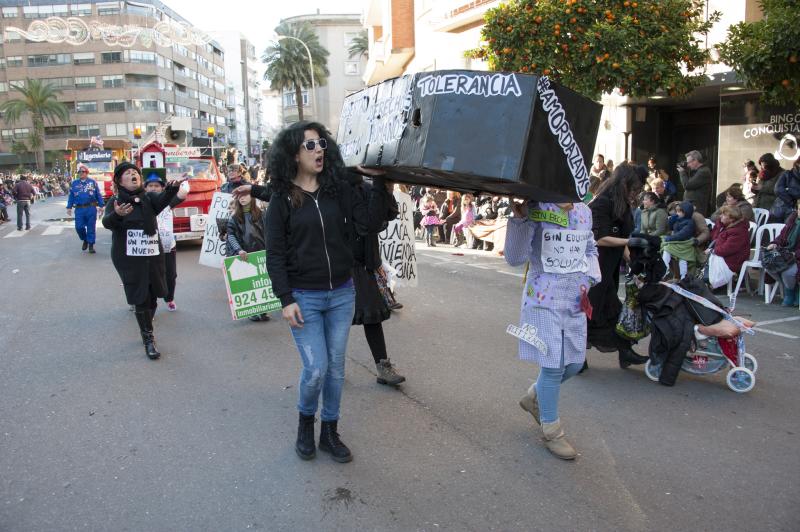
left=541, top=420, right=577, bottom=460
left=518, top=383, right=540, bottom=425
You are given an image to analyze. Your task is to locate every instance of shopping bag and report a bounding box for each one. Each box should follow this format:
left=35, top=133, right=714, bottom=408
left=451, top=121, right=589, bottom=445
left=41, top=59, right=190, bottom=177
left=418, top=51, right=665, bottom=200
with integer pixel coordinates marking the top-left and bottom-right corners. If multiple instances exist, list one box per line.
left=615, top=282, right=650, bottom=341
left=707, top=253, right=734, bottom=288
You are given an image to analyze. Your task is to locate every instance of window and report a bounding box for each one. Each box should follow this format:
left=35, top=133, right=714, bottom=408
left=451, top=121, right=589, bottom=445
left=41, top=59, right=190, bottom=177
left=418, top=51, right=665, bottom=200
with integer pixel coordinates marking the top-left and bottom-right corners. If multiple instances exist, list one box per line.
left=28, top=54, right=72, bottom=67
left=1, top=130, right=14, bottom=142
left=97, top=2, right=122, bottom=15
left=45, top=125, right=77, bottom=137
left=10, top=80, right=26, bottom=89
left=24, top=5, right=54, bottom=18
left=0, top=82, right=7, bottom=93
left=199, top=93, right=210, bottom=105
left=106, top=123, right=128, bottom=136
left=283, top=91, right=309, bottom=107
left=130, top=51, right=156, bottom=64
left=78, top=125, right=101, bottom=137
left=70, top=4, right=92, bottom=16
left=102, top=75, right=123, bottom=88
left=44, top=77, right=74, bottom=89
left=13, top=128, right=31, bottom=138
left=73, top=52, right=95, bottom=65
left=75, top=101, right=97, bottom=113
left=2, top=7, right=18, bottom=18
left=344, top=31, right=362, bottom=47
left=344, top=61, right=360, bottom=76
left=125, top=74, right=158, bottom=87
left=127, top=99, right=159, bottom=112
left=0, top=58, right=5, bottom=70
left=174, top=104, right=193, bottom=118
left=4, top=31, right=22, bottom=43
left=7, top=56, right=23, bottom=68
left=104, top=100, right=125, bottom=112
left=101, top=51, right=123, bottom=64
left=52, top=5, right=70, bottom=17
left=125, top=2, right=153, bottom=17
left=60, top=101, right=76, bottom=112
left=74, top=76, right=96, bottom=89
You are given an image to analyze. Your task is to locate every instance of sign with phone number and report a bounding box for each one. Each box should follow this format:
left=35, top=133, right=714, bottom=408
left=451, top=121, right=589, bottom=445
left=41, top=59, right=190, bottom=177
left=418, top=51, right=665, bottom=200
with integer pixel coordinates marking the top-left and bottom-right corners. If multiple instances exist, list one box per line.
left=222, top=250, right=282, bottom=320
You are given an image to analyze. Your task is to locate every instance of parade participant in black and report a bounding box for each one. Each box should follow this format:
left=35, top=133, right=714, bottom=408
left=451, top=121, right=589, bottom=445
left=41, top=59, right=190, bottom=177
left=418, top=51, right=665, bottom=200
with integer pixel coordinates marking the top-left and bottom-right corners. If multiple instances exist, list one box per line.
left=346, top=172, right=405, bottom=386
left=102, top=162, right=185, bottom=360
left=586, top=164, right=649, bottom=369
left=233, top=121, right=393, bottom=463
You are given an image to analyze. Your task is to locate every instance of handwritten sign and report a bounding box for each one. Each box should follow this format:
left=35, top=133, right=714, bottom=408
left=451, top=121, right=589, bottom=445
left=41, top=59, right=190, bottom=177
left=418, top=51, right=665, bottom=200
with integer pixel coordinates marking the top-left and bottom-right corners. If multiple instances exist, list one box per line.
left=378, top=190, right=417, bottom=287
left=199, top=192, right=232, bottom=268
left=223, top=250, right=281, bottom=320
left=506, top=323, right=548, bottom=354
left=540, top=229, right=590, bottom=274
left=157, top=207, right=175, bottom=252
left=126, top=229, right=160, bottom=256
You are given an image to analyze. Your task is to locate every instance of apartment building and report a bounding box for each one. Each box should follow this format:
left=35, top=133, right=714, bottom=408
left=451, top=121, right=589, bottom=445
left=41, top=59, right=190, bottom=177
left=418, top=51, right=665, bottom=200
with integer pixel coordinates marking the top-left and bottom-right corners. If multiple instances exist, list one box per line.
left=279, top=13, right=367, bottom=136
left=0, top=0, right=230, bottom=166
left=361, top=0, right=793, bottom=205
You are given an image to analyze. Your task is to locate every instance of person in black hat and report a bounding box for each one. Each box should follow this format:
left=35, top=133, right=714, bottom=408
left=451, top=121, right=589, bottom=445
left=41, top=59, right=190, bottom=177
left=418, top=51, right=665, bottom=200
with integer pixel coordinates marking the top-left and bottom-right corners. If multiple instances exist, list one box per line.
left=102, top=162, right=186, bottom=360
left=144, top=169, right=189, bottom=312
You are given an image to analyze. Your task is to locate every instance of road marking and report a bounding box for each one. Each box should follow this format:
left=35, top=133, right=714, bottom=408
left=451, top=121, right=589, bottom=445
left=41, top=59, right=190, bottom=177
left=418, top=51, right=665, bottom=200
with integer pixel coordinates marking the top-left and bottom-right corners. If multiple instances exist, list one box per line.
left=755, top=316, right=800, bottom=326
left=41, top=225, right=67, bottom=236
left=753, top=327, right=799, bottom=339
left=3, top=228, right=29, bottom=238
left=497, top=270, right=524, bottom=278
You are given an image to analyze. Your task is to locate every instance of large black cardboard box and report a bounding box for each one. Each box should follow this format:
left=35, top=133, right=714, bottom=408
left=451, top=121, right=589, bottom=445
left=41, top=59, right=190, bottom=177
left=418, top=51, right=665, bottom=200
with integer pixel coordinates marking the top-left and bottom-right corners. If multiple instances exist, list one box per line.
left=337, top=70, right=601, bottom=202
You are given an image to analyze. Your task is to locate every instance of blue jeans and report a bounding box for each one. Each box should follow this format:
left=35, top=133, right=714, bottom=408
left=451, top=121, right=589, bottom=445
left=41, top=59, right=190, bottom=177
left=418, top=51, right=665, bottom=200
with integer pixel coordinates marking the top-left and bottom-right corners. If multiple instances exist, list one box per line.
left=534, top=334, right=583, bottom=424
left=74, top=206, right=97, bottom=244
left=290, top=284, right=355, bottom=422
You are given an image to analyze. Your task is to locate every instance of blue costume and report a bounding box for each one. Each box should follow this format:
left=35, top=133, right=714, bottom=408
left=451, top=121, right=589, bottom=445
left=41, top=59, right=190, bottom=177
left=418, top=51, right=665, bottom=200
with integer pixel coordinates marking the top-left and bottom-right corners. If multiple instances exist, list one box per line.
left=67, top=177, right=104, bottom=245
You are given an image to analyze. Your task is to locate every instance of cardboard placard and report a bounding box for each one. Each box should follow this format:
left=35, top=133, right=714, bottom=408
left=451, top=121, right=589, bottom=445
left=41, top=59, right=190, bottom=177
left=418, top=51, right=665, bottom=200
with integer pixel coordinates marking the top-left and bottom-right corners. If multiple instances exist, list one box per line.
left=199, top=192, right=232, bottom=268
left=540, top=229, right=591, bottom=274
left=222, top=250, right=282, bottom=320
left=337, top=70, right=601, bottom=202
left=378, top=190, right=417, bottom=287
left=126, top=229, right=160, bottom=256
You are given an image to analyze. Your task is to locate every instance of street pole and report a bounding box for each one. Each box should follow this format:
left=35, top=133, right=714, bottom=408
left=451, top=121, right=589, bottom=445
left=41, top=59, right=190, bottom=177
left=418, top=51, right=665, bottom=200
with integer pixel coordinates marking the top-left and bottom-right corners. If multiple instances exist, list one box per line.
left=275, top=35, right=315, bottom=120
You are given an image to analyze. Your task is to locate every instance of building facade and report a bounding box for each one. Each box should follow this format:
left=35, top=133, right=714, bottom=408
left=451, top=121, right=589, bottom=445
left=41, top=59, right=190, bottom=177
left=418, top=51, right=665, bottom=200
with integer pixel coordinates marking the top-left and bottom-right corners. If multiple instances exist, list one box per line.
left=279, top=13, right=367, bottom=136
left=0, top=0, right=230, bottom=166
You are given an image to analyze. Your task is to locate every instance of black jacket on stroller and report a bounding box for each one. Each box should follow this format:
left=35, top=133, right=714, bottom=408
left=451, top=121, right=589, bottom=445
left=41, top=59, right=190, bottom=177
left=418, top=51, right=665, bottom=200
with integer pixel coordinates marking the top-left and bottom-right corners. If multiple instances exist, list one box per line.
left=628, top=234, right=725, bottom=386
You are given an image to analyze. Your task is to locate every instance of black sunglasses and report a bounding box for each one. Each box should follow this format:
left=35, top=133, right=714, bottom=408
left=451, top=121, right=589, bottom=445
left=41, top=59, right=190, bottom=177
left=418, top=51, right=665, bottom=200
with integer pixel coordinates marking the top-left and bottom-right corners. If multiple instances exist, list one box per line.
left=302, top=138, right=327, bottom=151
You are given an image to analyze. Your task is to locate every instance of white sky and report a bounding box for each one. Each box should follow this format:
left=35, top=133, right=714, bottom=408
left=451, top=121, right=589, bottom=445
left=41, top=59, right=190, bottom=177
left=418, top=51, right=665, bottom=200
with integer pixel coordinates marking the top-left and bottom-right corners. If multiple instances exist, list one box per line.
left=162, top=0, right=365, bottom=64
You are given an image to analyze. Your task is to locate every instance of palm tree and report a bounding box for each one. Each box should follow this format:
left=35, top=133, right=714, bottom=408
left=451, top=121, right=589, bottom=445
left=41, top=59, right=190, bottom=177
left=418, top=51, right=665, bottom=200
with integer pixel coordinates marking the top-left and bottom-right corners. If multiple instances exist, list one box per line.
left=262, top=22, right=330, bottom=122
left=347, top=32, right=369, bottom=60
left=0, top=79, right=70, bottom=171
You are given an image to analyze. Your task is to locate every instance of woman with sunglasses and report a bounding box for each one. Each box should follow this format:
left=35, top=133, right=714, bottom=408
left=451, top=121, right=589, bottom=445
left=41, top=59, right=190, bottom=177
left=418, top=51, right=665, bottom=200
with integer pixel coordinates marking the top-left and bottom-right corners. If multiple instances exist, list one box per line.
left=232, top=121, right=394, bottom=463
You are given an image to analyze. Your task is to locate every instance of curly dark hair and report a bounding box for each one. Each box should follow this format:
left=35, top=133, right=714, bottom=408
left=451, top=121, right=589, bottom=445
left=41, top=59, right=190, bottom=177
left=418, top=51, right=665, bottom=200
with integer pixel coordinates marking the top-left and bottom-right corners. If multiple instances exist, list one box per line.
left=267, top=121, right=344, bottom=207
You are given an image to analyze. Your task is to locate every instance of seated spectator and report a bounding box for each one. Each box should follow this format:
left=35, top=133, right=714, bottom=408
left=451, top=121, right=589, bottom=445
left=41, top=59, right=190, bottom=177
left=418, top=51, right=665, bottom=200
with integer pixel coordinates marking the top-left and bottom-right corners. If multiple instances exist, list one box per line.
left=651, top=178, right=674, bottom=206
left=711, top=185, right=754, bottom=224
left=640, top=192, right=668, bottom=236
left=765, top=200, right=800, bottom=306
left=772, top=158, right=800, bottom=223
left=705, top=205, right=750, bottom=285
left=753, top=153, right=783, bottom=216
left=471, top=196, right=499, bottom=250
left=661, top=201, right=700, bottom=279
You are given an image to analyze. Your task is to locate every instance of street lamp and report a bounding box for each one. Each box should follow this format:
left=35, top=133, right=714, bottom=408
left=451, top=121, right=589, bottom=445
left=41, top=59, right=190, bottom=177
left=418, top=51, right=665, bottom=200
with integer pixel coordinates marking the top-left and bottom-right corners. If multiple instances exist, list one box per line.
left=275, top=35, right=315, bottom=120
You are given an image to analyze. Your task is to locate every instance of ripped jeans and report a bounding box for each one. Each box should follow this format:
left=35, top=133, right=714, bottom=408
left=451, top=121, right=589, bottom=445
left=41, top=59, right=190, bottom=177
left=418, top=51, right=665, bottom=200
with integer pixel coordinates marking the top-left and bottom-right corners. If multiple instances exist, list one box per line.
left=290, top=284, right=355, bottom=422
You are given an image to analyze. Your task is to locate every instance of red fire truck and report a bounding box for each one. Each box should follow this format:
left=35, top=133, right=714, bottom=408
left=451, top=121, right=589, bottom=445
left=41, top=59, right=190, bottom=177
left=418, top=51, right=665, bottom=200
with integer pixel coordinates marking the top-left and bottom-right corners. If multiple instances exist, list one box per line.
left=136, top=142, right=223, bottom=241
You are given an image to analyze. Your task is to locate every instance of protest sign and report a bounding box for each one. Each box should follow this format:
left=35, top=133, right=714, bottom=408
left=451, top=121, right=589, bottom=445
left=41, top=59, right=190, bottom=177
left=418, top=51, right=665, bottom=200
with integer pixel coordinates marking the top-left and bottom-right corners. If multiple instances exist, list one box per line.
left=199, top=192, right=232, bottom=268
left=157, top=207, right=174, bottom=251
left=540, top=229, right=591, bottom=274
left=126, top=229, right=160, bottom=256
left=378, top=190, right=417, bottom=287
left=222, top=250, right=281, bottom=320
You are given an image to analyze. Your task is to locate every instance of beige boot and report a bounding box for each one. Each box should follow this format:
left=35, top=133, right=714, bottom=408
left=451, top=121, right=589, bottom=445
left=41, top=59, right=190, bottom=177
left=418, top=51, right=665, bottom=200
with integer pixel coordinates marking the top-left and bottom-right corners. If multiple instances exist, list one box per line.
left=518, top=383, right=540, bottom=425
left=541, top=420, right=577, bottom=460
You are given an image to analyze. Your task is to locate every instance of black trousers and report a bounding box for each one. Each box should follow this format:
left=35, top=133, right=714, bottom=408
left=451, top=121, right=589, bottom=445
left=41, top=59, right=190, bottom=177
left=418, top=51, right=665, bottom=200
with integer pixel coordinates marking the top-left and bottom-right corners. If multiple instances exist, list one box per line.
left=135, top=291, right=157, bottom=313
left=164, top=249, right=177, bottom=302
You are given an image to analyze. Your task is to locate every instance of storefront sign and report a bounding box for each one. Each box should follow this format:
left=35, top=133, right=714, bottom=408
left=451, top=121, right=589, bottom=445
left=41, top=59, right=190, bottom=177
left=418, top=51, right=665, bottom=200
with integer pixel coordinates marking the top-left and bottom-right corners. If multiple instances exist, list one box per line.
left=378, top=190, right=417, bottom=287
left=165, top=146, right=202, bottom=159
left=78, top=150, right=113, bottom=162
left=223, top=250, right=281, bottom=320
left=199, top=192, right=232, bottom=268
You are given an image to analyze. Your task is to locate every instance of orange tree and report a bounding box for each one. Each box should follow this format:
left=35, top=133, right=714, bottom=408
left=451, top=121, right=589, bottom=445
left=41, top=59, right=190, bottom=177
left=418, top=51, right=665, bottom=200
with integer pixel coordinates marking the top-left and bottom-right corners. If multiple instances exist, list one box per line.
left=717, top=0, right=800, bottom=107
left=467, top=0, right=719, bottom=100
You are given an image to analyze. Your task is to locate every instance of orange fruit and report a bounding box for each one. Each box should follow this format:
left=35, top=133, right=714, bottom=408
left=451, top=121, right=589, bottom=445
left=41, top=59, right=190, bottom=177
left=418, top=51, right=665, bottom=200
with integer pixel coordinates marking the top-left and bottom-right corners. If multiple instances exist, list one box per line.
left=612, top=62, right=620, bottom=69
left=782, top=79, right=791, bottom=87
left=534, top=16, right=543, bottom=24
left=543, top=68, right=551, bottom=75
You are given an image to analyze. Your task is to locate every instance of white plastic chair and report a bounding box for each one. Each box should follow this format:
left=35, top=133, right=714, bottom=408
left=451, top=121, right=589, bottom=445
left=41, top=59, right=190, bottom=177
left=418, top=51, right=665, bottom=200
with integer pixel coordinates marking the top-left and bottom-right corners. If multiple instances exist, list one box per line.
left=705, top=218, right=714, bottom=232
left=753, top=208, right=769, bottom=227
left=730, top=223, right=785, bottom=305
left=748, top=221, right=757, bottom=244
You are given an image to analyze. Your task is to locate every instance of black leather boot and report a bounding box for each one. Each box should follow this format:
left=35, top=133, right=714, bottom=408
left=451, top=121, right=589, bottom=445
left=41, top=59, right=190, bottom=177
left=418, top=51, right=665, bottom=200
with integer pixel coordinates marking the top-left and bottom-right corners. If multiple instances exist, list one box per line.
left=134, top=310, right=160, bottom=360
left=295, top=413, right=316, bottom=460
left=618, top=345, right=647, bottom=368
left=318, top=420, right=353, bottom=463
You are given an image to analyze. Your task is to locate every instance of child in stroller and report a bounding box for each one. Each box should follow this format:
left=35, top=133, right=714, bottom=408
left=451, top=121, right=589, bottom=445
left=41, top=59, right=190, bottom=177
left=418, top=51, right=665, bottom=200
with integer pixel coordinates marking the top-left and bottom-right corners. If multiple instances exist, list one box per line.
left=626, top=234, right=758, bottom=392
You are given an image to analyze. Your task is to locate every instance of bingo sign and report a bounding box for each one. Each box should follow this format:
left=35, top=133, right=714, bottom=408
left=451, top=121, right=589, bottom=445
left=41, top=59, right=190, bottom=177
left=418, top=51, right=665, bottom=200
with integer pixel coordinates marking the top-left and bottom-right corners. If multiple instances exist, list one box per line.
left=199, top=192, right=232, bottom=268
left=378, top=190, right=417, bottom=287
left=222, top=250, right=281, bottom=320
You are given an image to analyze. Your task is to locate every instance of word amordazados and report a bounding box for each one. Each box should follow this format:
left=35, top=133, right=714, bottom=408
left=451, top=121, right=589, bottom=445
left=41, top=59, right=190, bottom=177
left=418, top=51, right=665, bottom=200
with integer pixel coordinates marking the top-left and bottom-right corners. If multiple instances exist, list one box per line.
left=536, top=77, right=590, bottom=198
left=416, top=73, right=522, bottom=98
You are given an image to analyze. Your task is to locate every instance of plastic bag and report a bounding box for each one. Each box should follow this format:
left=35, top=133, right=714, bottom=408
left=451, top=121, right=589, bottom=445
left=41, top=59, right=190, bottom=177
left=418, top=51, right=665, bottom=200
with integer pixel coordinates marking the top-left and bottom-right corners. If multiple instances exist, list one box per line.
left=615, top=282, right=650, bottom=341
left=708, top=253, right=734, bottom=288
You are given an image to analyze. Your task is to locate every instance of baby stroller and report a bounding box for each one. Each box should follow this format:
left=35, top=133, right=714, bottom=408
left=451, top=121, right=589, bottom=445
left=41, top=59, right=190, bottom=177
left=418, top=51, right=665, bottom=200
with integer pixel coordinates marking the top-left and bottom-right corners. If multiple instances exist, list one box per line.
left=627, top=234, right=758, bottom=393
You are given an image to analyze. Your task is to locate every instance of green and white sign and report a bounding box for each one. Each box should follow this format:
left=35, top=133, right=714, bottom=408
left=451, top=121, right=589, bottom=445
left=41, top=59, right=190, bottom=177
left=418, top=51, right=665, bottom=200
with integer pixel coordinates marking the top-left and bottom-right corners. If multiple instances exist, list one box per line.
left=222, top=250, right=281, bottom=320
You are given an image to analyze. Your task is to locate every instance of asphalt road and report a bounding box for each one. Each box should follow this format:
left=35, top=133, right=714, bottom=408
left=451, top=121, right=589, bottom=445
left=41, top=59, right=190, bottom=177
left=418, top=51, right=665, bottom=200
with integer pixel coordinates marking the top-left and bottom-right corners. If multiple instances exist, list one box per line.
left=1, top=198, right=798, bottom=531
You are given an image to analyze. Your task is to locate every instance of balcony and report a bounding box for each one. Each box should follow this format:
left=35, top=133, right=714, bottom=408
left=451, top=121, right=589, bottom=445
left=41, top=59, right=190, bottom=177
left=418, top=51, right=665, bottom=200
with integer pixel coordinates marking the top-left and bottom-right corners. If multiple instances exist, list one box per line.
left=363, top=34, right=414, bottom=85
left=430, top=0, right=500, bottom=33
